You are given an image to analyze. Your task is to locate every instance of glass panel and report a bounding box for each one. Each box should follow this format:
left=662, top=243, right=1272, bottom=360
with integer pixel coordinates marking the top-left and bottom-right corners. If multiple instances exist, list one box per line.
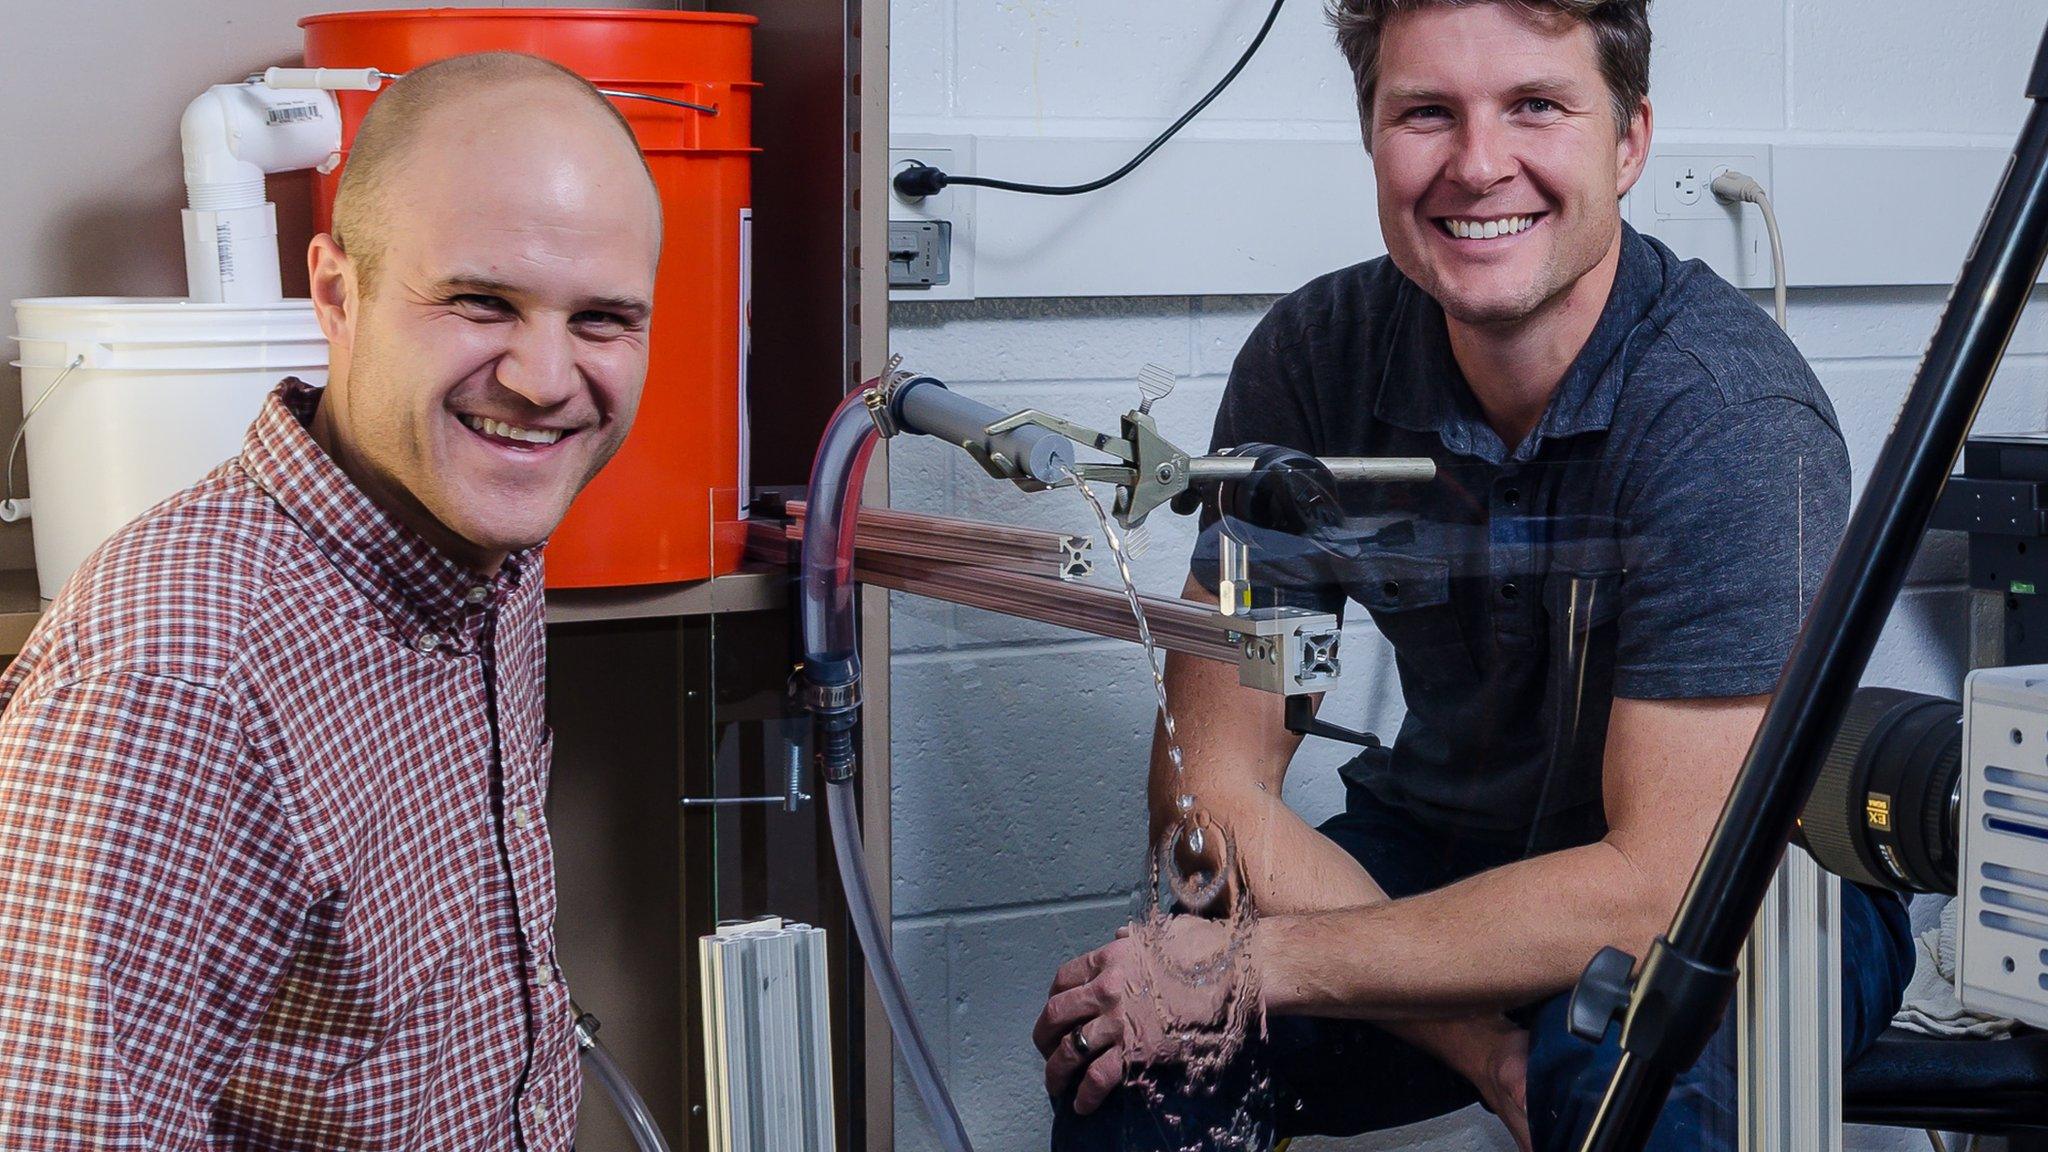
left=885, top=451, right=1822, bottom=1152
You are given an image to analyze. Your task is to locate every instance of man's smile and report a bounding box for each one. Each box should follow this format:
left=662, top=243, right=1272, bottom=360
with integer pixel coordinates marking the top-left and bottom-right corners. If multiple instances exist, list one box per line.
left=1435, top=212, right=1547, bottom=241
left=457, top=412, right=573, bottom=450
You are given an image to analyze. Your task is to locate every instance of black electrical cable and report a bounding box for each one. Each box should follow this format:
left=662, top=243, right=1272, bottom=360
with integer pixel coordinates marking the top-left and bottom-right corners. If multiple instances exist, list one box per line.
left=892, top=0, right=1288, bottom=200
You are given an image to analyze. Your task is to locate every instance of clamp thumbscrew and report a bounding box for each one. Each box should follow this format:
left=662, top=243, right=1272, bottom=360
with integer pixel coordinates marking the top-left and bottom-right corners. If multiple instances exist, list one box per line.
left=1568, top=945, right=1637, bottom=1043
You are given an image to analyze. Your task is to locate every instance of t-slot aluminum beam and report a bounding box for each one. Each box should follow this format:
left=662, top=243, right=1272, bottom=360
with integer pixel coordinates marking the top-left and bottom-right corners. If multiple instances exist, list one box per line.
left=771, top=501, right=1092, bottom=580
left=752, top=508, right=1343, bottom=695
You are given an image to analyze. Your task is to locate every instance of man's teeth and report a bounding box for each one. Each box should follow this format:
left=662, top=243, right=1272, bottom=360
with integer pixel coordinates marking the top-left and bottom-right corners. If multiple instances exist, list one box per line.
left=461, top=414, right=564, bottom=446
left=1444, top=215, right=1536, bottom=240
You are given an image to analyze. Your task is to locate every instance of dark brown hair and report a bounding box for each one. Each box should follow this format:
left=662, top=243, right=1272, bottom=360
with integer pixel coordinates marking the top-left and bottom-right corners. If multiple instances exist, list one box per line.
left=1328, top=0, right=1652, bottom=144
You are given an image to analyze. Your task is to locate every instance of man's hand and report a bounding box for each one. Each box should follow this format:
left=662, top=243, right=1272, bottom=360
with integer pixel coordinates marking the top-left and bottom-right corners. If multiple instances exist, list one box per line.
left=1469, top=1021, right=1533, bottom=1152
left=1032, top=917, right=1242, bottom=1115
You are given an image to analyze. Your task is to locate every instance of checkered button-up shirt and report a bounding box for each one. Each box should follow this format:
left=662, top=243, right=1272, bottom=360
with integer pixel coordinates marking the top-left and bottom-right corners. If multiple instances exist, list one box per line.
left=0, top=379, right=577, bottom=1149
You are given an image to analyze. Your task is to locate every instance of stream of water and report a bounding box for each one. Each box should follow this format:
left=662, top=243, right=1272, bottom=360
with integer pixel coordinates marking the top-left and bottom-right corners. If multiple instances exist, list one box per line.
left=1068, top=474, right=1274, bottom=1149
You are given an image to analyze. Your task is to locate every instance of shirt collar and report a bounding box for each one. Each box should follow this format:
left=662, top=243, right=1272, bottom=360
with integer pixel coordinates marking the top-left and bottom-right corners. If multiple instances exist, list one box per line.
left=1375, top=222, right=1668, bottom=464
left=237, top=379, right=537, bottom=653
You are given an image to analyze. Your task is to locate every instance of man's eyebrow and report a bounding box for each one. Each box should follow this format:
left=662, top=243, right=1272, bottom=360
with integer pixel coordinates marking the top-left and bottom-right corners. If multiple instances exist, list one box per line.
left=1379, top=84, right=1451, bottom=107
left=578, top=294, right=653, bottom=320
left=1504, top=76, right=1584, bottom=98
left=430, top=276, right=651, bottom=319
left=1379, top=76, right=1585, bottom=108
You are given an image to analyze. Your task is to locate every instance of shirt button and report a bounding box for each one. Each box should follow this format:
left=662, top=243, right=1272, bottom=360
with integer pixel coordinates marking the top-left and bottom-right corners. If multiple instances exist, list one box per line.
left=1500, top=582, right=1520, bottom=602
left=530, top=1102, right=549, bottom=1125
left=415, top=632, right=440, bottom=653
left=512, top=805, right=534, bottom=830
left=1381, top=580, right=1401, bottom=599
left=536, top=962, right=555, bottom=987
left=1503, top=487, right=1521, bottom=507
left=465, top=585, right=490, bottom=604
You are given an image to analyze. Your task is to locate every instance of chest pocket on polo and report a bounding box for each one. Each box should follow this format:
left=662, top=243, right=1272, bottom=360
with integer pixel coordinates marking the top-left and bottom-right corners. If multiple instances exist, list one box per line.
left=1349, top=551, right=1475, bottom=688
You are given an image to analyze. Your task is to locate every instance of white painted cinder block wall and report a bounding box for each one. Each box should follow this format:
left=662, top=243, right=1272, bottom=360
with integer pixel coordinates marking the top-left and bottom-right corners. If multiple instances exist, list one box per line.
left=886, top=2, right=2048, bottom=1149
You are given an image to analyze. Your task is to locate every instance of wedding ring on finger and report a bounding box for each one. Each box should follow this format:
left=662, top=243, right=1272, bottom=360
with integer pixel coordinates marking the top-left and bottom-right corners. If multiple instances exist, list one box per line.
left=1071, top=1028, right=1094, bottom=1058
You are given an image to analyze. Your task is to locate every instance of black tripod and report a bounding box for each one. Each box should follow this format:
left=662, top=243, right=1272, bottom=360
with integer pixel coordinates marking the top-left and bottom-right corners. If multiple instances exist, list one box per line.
left=1568, top=21, right=2048, bottom=1152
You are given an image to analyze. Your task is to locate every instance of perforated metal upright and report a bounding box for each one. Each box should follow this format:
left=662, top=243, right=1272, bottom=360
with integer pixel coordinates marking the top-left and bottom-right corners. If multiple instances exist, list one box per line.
left=546, top=0, right=895, bottom=1146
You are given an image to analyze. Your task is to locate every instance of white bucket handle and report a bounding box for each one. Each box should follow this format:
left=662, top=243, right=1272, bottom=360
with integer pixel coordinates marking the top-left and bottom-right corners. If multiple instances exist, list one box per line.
left=3, top=352, right=85, bottom=522
left=262, top=65, right=721, bottom=116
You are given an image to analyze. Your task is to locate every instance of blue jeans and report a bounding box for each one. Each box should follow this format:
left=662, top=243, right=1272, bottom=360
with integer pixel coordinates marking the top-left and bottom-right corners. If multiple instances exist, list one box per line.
left=1050, top=796, right=1914, bottom=1151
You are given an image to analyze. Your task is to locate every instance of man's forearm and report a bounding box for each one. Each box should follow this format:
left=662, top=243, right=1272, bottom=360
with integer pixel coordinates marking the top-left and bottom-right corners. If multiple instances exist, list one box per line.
left=1256, top=836, right=1675, bottom=1020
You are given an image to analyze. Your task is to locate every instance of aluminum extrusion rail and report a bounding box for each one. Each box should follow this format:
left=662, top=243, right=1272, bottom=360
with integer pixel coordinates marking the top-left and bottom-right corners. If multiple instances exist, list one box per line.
left=852, top=550, right=1244, bottom=664
left=754, top=506, right=1338, bottom=691
left=758, top=502, right=1092, bottom=581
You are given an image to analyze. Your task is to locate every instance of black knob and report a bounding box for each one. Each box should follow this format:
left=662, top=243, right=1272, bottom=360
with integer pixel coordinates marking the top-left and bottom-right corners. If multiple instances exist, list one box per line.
left=1567, top=946, right=1636, bottom=1043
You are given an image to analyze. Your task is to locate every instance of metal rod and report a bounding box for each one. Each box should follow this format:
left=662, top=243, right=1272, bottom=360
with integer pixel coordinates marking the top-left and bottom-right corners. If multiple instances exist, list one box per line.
left=1185, top=455, right=1437, bottom=484
left=1577, top=29, right=2048, bottom=1152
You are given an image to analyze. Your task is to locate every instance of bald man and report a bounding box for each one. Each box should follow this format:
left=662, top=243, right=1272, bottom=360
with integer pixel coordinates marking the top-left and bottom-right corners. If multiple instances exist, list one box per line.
left=0, top=53, right=661, bottom=1149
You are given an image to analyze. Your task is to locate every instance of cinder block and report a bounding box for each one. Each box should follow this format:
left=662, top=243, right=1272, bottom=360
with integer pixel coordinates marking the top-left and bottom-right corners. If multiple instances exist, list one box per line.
left=1646, top=0, right=1785, bottom=130
left=1785, top=287, right=2048, bottom=362
left=889, top=643, right=1159, bottom=916
left=1822, top=356, right=2048, bottom=504
left=951, top=0, right=1351, bottom=123
left=889, top=0, right=950, bottom=119
left=890, top=588, right=959, bottom=657
left=1785, top=288, right=1948, bottom=361
left=888, top=432, right=959, bottom=516
left=1791, top=0, right=2041, bottom=135
left=1195, top=296, right=1283, bottom=377
left=1908, top=531, right=1968, bottom=589
left=891, top=297, right=1193, bottom=382
left=1208, top=0, right=1364, bottom=128
left=1863, top=585, right=1970, bottom=696
left=944, top=899, right=1145, bottom=1147
left=889, top=918, right=954, bottom=1152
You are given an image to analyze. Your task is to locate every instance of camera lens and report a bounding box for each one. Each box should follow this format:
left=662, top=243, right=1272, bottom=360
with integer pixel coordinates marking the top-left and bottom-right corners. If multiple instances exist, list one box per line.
left=1797, top=687, right=1960, bottom=895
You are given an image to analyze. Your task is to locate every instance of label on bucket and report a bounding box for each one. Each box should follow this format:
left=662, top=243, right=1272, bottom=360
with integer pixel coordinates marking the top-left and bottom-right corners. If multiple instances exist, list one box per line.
left=738, top=207, right=753, bottom=519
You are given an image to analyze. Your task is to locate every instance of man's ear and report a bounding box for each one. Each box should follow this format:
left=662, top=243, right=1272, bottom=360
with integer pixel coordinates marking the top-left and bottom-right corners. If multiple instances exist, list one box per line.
left=1615, top=98, right=1653, bottom=199
left=307, top=233, right=357, bottom=348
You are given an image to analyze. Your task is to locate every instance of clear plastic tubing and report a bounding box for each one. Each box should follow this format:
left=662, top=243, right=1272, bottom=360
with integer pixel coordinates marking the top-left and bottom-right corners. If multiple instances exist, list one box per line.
left=581, top=1032, right=673, bottom=1152
left=800, top=389, right=976, bottom=1152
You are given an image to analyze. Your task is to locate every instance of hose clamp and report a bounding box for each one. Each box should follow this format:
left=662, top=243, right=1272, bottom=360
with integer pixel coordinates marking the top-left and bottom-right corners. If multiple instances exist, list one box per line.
left=864, top=388, right=899, bottom=439
left=803, top=678, right=862, bottom=716
left=792, top=664, right=862, bottom=717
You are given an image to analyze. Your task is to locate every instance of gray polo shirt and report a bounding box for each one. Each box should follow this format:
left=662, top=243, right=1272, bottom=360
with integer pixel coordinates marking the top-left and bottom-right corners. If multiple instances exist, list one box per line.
left=1192, top=225, right=1848, bottom=845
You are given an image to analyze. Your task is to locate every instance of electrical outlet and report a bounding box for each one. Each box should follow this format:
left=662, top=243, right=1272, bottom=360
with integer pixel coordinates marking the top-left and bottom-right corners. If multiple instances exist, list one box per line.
left=1649, top=148, right=1763, bottom=219
left=1670, top=162, right=1708, bottom=207
left=1630, top=145, right=1775, bottom=288
left=890, top=134, right=976, bottom=301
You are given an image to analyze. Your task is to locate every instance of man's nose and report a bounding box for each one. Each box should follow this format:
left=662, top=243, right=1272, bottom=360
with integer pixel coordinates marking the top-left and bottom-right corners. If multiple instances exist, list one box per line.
left=1446, top=117, right=1516, bottom=196
left=495, top=320, right=580, bottom=409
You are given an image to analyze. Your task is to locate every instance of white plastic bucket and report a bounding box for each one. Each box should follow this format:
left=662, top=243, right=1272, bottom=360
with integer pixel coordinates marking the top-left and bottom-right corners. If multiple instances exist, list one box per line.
left=9, top=297, right=328, bottom=601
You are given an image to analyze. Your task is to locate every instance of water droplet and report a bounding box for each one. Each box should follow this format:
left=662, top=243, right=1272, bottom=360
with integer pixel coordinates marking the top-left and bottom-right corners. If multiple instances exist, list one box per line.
left=1188, top=825, right=1206, bottom=855
left=1176, top=793, right=1195, bottom=814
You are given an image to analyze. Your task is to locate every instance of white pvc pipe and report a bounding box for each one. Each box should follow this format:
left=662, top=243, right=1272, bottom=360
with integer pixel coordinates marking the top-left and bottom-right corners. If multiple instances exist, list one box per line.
left=178, top=82, right=343, bottom=303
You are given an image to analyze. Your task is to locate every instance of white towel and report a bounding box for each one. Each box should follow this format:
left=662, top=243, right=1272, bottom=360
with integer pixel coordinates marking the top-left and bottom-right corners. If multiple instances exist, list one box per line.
left=1891, top=899, right=2015, bottom=1040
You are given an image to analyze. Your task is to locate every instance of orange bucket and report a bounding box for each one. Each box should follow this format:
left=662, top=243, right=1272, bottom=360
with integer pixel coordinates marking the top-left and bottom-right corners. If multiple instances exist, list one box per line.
left=302, top=9, right=758, bottom=587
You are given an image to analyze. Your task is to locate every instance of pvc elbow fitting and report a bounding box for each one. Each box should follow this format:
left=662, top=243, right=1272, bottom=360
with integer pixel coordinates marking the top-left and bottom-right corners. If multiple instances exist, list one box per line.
left=180, top=87, right=267, bottom=208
